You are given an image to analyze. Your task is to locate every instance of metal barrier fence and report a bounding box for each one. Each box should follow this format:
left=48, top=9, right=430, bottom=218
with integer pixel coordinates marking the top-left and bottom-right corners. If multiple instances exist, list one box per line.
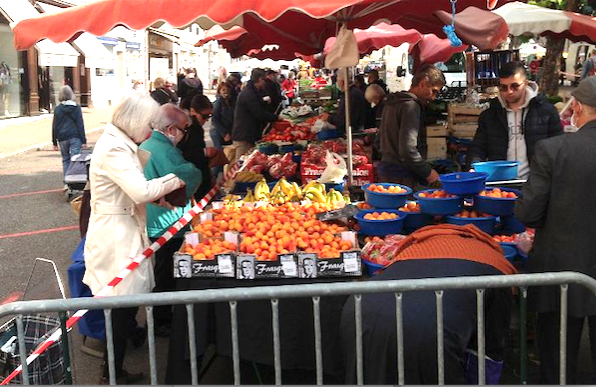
left=1, top=271, right=595, bottom=385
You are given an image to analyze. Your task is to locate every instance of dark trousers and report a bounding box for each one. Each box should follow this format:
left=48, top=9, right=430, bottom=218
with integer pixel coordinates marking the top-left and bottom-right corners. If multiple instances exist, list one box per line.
left=150, top=237, right=184, bottom=326
left=103, top=307, right=138, bottom=377
left=537, top=312, right=596, bottom=384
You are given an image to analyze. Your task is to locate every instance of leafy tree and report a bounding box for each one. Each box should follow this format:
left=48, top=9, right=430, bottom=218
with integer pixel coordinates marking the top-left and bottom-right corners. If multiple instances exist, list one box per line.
left=528, top=0, right=584, bottom=96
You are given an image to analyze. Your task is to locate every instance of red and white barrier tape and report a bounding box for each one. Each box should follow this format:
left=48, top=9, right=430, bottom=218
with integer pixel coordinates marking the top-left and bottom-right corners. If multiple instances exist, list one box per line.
left=1, top=150, right=256, bottom=385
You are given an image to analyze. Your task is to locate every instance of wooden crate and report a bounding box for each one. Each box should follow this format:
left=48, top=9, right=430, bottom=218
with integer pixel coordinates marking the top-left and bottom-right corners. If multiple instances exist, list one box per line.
left=450, top=123, right=478, bottom=139
left=447, top=103, right=487, bottom=140
left=426, top=123, right=447, bottom=137
left=426, top=137, right=447, bottom=160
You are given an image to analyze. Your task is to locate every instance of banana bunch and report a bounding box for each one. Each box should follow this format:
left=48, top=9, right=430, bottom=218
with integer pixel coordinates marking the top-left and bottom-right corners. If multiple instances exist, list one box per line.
left=254, top=179, right=270, bottom=201
left=271, top=191, right=288, bottom=205
left=236, top=171, right=264, bottom=183
left=303, top=180, right=326, bottom=194
left=343, top=194, right=351, bottom=204
left=222, top=194, right=243, bottom=208
left=271, top=177, right=303, bottom=202
left=304, top=185, right=327, bottom=203
left=326, top=189, right=343, bottom=205
left=243, top=188, right=256, bottom=202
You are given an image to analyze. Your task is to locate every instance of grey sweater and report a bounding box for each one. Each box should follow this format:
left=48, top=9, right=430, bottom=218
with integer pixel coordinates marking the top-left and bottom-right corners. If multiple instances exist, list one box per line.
left=379, top=92, right=431, bottom=180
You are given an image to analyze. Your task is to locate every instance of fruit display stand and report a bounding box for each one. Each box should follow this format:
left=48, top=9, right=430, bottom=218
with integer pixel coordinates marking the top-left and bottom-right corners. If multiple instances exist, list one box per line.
left=356, top=178, right=530, bottom=273
left=166, top=199, right=365, bottom=382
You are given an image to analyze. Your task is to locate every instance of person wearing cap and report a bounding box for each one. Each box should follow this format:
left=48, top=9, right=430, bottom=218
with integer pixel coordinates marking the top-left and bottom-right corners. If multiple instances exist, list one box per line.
left=230, top=68, right=279, bottom=165
left=514, top=76, right=596, bottom=384
left=465, top=61, right=563, bottom=179
left=263, top=69, right=283, bottom=114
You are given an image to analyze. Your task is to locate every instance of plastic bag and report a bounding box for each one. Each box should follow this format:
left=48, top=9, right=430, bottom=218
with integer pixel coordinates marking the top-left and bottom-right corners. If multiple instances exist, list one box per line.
left=318, top=151, right=347, bottom=184
left=515, top=229, right=535, bottom=255
left=311, top=119, right=326, bottom=134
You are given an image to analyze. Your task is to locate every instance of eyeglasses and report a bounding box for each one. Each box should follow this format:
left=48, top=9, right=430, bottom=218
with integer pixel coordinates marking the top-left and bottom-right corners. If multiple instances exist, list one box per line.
left=171, top=124, right=188, bottom=134
left=498, top=82, right=525, bottom=92
left=200, top=113, right=212, bottom=120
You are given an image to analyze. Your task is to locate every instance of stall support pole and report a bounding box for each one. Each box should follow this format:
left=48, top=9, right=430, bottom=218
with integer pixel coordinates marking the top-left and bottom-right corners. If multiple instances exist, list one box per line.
left=343, top=67, right=354, bottom=186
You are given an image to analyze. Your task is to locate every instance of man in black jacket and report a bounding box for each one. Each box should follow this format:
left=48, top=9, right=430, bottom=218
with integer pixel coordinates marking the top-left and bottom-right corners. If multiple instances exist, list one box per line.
left=230, top=68, right=278, bottom=165
left=321, top=69, right=369, bottom=135
left=466, top=61, right=562, bottom=178
left=377, top=64, right=444, bottom=188
left=263, top=69, right=283, bottom=114
left=515, top=77, right=596, bottom=384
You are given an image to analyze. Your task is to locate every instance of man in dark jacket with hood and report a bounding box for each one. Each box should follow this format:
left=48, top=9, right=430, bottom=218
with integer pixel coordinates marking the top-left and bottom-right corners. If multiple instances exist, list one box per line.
left=321, top=69, right=369, bottom=134
left=377, top=64, right=444, bottom=187
left=515, top=77, right=596, bottom=384
left=466, top=61, right=562, bottom=178
left=263, top=69, right=283, bottom=114
left=230, top=68, right=278, bottom=166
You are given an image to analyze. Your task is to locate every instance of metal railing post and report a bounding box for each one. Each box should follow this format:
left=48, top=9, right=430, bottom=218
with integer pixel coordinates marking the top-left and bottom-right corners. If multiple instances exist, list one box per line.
left=476, top=289, right=486, bottom=386
left=146, top=306, right=158, bottom=385
left=15, top=315, right=30, bottom=385
left=395, top=293, right=405, bottom=385
left=435, top=290, right=445, bottom=385
left=560, top=284, right=568, bottom=385
left=103, top=309, right=116, bottom=386
left=186, top=304, right=199, bottom=385
left=230, top=301, right=241, bottom=385
left=271, top=299, right=282, bottom=385
left=59, top=311, right=73, bottom=385
left=519, top=287, right=528, bottom=385
left=312, top=296, right=323, bottom=385
left=354, top=294, right=363, bottom=385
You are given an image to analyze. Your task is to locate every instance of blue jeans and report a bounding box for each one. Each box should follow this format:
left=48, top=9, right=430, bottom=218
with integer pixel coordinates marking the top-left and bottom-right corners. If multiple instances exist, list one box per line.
left=59, top=137, right=82, bottom=179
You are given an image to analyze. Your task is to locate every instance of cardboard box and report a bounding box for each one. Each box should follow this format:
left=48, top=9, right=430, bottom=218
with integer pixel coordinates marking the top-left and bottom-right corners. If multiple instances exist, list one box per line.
left=426, top=124, right=447, bottom=137
left=173, top=231, right=239, bottom=278
left=235, top=253, right=299, bottom=279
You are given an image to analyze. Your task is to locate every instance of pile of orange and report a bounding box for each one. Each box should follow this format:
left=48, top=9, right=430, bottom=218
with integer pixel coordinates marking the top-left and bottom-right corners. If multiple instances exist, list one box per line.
left=399, top=201, right=421, bottom=212
left=186, top=239, right=238, bottom=260
left=193, top=203, right=353, bottom=261
left=479, top=188, right=518, bottom=199
left=363, top=236, right=383, bottom=244
left=363, top=211, right=399, bottom=220
left=493, top=235, right=516, bottom=243
left=417, top=190, right=457, bottom=199
left=453, top=210, right=490, bottom=218
left=356, top=202, right=373, bottom=210
left=367, top=184, right=407, bottom=194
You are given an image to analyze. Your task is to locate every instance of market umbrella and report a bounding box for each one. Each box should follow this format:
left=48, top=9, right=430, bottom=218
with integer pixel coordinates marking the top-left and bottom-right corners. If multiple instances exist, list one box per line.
left=413, top=33, right=470, bottom=65
left=493, top=1, right=596, bottom=44
left=323, top=23, right=423, bottom=56
left=12, top=0, right=508, bottom=185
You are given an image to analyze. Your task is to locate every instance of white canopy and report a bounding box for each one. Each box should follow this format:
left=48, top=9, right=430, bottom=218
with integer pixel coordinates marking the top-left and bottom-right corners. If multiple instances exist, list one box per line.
left=493, top=1, right=571, bottom=37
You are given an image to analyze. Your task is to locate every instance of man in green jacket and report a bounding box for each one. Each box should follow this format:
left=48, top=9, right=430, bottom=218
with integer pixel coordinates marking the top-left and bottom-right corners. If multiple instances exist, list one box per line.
left=140, top=103, right=202, bottom=336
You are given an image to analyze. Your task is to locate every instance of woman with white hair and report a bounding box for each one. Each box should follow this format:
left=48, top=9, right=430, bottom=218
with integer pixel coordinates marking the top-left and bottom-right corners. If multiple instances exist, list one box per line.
left=84, top=93, right=186, bottom=384
left=51, top=85, right=86, bottom=180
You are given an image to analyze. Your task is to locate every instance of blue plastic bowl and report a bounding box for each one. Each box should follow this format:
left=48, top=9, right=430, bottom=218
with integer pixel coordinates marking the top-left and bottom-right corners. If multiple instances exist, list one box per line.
left=472, top=161, right=519, bottom=182
left=325, top=180, right=345, bottom=193
left=257, top=143, right=279, bottom=155
left=474, top=188, right=521, bottom=216
left=445, top=214, right=497, bottom=235
left=500, top=215, right=526, bottom=234
left=501, top=244, right=518, bottom=262
left=398, top=208, right=432, bottom=231
left=233, top=181, right=257, bottom=194
left=414, top=189, right=464, bottom=215
left=363, top=183, right=412, bottom=209
left=362, top=257, right=385, bottom=276
left=317, top=129, right=340, bottom=141
left=440, top=172, right=488, bottom=196
left=354, top=209, right=406, bottom=236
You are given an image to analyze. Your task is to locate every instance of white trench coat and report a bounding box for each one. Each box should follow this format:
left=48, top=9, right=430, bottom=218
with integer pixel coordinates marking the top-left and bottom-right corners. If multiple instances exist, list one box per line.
left=83, top=123, right=182, bottom=296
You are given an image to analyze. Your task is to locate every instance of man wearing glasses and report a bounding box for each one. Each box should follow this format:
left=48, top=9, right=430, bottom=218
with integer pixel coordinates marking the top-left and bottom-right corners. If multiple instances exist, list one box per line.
left=466, top=61, right=562, bottom=179
left=140, top=103, right=202, bottom=337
